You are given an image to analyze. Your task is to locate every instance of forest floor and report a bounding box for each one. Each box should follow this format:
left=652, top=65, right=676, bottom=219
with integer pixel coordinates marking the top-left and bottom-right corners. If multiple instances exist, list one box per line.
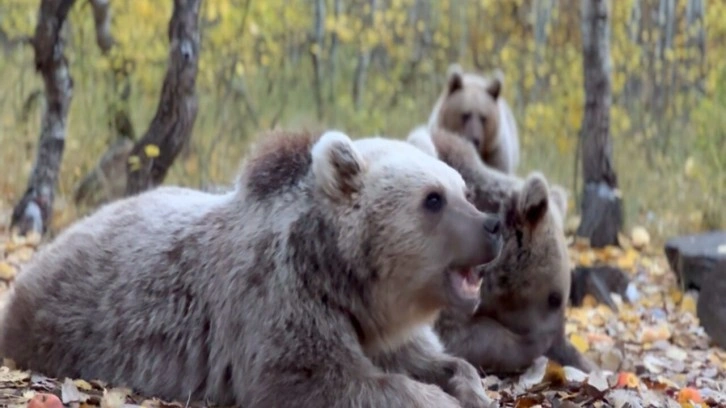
left=0, top=203, right=724, bottom=408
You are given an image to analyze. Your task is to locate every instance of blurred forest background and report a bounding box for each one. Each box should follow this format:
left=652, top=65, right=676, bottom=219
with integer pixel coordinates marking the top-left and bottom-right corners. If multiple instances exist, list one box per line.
left=0, top=0, right=723, bottom=240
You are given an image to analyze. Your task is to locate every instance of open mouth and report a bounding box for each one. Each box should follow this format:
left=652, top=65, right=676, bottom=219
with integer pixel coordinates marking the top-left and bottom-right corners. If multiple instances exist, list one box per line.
left=448, top=266, right=482, bottom=300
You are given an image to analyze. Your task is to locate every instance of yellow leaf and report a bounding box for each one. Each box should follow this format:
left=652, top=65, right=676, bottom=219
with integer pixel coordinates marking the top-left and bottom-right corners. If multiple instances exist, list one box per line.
left=128, top=155, right=141, bottom=172
left=582, top=294, right=598, bottom=308
left=73, top=379, right=93, bottom=391
left=569, top=333, right=589, bottom=353
left=641, top=323, right=672, bottom=343
left=144, top=144, right=160, bottom=158
left=680, top=293, right=697, bottom=315
left=670, top=288, right=684, bottom=304
left=0, top=262, right=17, bottom=280
left=7, top=247, right=34, bottom=264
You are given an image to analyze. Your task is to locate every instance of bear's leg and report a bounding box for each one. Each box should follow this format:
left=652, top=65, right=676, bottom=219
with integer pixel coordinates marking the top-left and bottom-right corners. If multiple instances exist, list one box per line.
left=544, top=331, right=599, bottom=373
left=372, top=326, right=494, bottom=408
left=442, top=316, right=553, bottom=375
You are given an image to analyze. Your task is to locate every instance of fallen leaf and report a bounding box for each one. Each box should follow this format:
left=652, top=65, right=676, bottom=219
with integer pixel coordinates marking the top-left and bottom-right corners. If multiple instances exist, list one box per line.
left=73, top=379, right=93, bottom=391
left=677, top=387, right=703, bottom=404
left=517, top=357, right=548, bottom=390
left=666, top=346, right=688, bottom=362
left=641, top=323, right=672, bottom=343
left=0, top=366, right=30, bottom=383
left=61, top=378, right=84, bottom=404
left=101, top=387, right=131, bottom=408
left=570, top=333, right=590, bottom=353
left=631, top=226, right=650, bottom=250
left=584, top=371, right=609, bottom=393
left=6, top=246, right=35, bottom=263
left=0, top=261, right=16, bottom=280
left=679, top=293, right=697, bottom=315
left=514, top=396, right=544, bottom=408
left=564, top=366, right=588, bottom=383
left=615, top=372, right=640, bottom=389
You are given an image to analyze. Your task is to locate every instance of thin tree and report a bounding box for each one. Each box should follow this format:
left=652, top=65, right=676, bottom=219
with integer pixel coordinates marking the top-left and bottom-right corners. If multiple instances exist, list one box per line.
left=576, top=0, right=623, bottom=248
left=124, top=0, right=202, bottom=196
left=10, top=0, right=77, bottom=236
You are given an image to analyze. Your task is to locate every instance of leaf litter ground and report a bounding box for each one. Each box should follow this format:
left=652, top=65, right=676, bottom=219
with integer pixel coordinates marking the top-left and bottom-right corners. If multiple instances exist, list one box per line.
left=0, top=209, right=723, bottom=407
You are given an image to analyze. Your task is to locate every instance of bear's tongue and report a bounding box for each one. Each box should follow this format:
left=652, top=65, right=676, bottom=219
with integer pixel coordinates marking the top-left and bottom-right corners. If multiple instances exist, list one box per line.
left=454, top=267, right=481, bottom=298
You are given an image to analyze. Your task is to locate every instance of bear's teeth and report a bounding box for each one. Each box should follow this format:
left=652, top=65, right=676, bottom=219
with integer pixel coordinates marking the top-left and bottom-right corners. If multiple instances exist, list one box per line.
left=457, top=268, right=481, bottom=296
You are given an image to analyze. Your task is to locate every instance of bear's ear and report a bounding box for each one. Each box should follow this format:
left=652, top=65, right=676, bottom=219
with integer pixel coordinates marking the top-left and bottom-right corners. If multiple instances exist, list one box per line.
left=311, top=130, right=366, bottom=200
left=549, top=185, right=569, bottom=221
left=446, top=63, right=464, bottom=95
left=406, top=125, right=439, bottom=159
left=518, top=172, right=550, bottom=227
left=486, top=77, right=502, bottom=100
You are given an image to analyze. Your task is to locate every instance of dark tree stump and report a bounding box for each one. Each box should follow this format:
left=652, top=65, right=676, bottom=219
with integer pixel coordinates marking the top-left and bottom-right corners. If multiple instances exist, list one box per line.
left=664, top=231, right=726, bottom=291
left=697, top=258, right=726, bottom=349
left=570, top=265, right=632, bottom=311
left=10, top=0, right=77, bottom=236
left=576, top=0, right=623, bottom=249
left=576, top=182, right=623, bottom=248
left=125, top=0, right=202, bottom=196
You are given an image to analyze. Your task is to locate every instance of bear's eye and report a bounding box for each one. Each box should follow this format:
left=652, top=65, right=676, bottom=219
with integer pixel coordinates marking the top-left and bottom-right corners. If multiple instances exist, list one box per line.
left=479, top=114, right=487, bottom=125
left=423, top=192, right=446, bottom=213
left=461, top=112, right=472, bottom=123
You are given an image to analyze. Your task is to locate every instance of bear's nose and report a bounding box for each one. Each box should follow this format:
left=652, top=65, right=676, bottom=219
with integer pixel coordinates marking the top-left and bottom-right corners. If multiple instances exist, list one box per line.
left=483, top=217, right=501, bottom=235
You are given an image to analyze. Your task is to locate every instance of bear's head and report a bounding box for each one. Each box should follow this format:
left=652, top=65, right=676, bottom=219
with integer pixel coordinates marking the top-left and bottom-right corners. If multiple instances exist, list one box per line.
left=310, top=131, right=503, bottom=326
left=432, top=64, right=503, bottom=158
left=480, top=173, right=571, bottom=336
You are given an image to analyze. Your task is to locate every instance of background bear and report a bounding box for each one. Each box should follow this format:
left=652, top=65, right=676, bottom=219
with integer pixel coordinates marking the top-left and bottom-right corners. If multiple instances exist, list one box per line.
left=428, top=64, right=521, bottom=174
left=408, top=126, right=597, bottom=374
left=0, top=129, right=504, bottom=408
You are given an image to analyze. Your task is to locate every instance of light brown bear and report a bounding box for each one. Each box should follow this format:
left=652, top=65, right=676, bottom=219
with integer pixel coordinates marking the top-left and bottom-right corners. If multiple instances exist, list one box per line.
left=408, top=126, right=597, bottom=374
left=428, top=64, right=520, bottom=174
left=0, top=130, right=504, bottom=408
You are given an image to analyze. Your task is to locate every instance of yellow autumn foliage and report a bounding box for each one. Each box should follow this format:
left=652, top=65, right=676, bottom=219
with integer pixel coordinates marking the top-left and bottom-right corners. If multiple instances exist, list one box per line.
left=0, top=0, right=723, bottom=239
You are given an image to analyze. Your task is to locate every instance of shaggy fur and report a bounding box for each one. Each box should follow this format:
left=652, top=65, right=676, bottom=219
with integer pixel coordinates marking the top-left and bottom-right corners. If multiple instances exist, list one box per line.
left=408, top=126, right=597, bottom=374
left=428, top=64, right=520, bottom=174
left=0, top=129, right=504, bottom=407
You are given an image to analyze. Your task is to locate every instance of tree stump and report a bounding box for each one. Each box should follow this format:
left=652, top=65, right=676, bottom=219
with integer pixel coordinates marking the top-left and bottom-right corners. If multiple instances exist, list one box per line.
left=697, top=258, right=726, bottom=349
left=664, top=231, right=726, bottom=291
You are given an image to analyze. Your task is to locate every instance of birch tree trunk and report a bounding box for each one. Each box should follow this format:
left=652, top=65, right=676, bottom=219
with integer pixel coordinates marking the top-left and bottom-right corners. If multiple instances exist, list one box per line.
left=533, top=0, right=556, bottom=97
left=125, top=0, right=202, bottom=196
left=686, top=0, right=706, bottom=95
left=10, top=0, right=77, bottom=236
left=353, top=0, right=377, bottom=111
left=328, top=0, right=342, bottom=107
left=576, top=0, right=623, bottom=248
left=310, top=0, right=325, bottom=120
